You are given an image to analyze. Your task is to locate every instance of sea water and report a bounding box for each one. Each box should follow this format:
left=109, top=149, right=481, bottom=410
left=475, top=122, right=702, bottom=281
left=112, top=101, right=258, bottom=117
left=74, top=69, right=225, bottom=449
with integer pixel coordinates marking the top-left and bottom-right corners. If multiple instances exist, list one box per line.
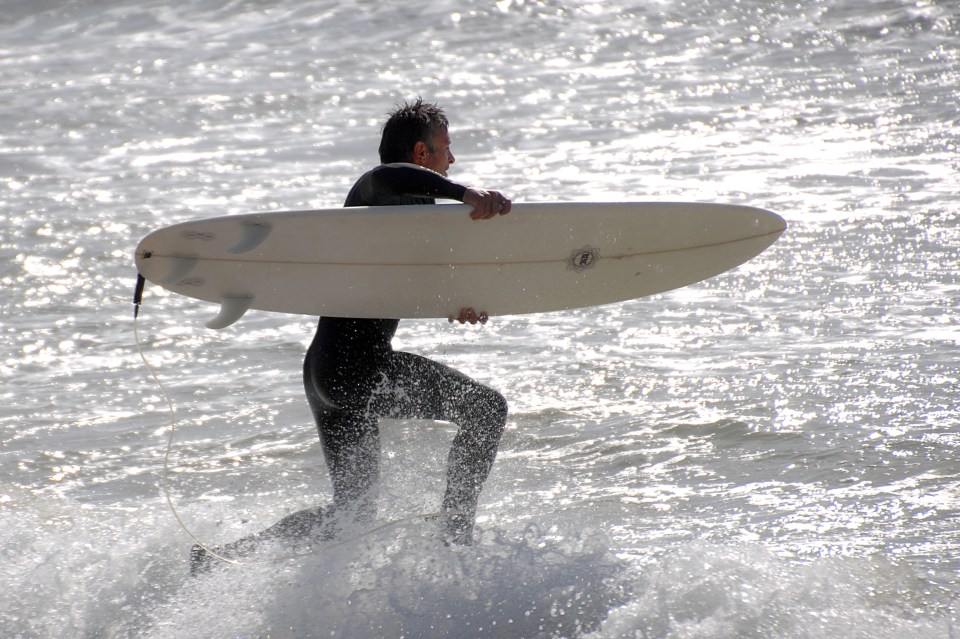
left=2, top=0, right=959, bottom=637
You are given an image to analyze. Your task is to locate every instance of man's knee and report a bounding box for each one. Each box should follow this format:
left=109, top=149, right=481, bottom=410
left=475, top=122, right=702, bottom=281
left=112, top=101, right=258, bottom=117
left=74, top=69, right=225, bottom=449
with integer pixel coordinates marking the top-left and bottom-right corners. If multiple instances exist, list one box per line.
left=468, top=386, right=508, bottom=440
left=488, top=388, right=508, bottom=424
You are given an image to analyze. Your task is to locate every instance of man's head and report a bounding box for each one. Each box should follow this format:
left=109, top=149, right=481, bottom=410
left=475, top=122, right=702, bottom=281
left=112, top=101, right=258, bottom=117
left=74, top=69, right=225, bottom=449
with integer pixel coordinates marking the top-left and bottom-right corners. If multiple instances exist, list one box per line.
left=378, top=98, right=455, bottom=175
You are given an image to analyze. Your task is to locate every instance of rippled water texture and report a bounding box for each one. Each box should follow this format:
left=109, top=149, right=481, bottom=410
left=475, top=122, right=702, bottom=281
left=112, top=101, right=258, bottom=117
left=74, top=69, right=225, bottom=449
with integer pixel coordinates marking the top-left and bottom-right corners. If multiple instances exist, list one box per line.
left=2, top=0, right=959, bottom=637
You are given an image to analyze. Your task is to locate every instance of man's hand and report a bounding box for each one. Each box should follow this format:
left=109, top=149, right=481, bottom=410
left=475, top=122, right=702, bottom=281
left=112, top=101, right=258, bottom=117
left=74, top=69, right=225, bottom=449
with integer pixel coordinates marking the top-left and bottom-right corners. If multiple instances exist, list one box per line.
left=463, top=187, right=512, bottom=220
left=448, top=307, right=489, bottom=325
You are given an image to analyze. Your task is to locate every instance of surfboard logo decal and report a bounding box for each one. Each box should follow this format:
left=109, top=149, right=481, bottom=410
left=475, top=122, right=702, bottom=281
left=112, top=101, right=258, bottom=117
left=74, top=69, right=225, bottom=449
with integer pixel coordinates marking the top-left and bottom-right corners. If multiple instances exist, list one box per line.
left=567, top=246, right=599, bottom=272
left=183, top=230, right=216, bottom=242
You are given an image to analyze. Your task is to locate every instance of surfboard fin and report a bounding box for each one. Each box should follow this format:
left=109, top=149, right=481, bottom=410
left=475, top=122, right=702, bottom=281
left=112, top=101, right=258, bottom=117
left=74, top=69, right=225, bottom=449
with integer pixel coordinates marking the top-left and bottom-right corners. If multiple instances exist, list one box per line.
left=206, top=295, right=254, bottom=329
left=159, top=255, right=199, bottom=284
left=226, top=222, right=272, bottom=254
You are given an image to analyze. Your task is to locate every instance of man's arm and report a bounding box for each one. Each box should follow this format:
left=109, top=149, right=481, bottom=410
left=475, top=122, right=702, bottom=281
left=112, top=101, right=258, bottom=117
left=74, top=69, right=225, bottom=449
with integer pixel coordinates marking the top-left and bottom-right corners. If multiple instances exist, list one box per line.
left=370, top=164, right=512, bottom=220
left=368, top=163, right=467, bottom=201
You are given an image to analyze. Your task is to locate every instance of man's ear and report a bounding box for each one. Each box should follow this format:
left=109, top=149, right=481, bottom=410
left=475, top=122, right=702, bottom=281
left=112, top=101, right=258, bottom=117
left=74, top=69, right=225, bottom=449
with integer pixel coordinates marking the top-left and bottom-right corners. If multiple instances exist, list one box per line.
left=412, top=140, right=429, bottom=164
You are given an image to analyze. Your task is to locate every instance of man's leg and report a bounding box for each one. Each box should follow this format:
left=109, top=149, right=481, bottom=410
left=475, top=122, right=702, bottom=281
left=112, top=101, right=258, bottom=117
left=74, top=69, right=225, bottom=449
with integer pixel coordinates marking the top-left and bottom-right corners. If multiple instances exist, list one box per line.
left=311, top=404, right=381, bottom=526
left=302, top=343, right=383, bottom=527
left=372, top=352, right=508, bottom=544
left=189, top=403, right=370, bottom=575
left=189, top=348, right=386, bottom=574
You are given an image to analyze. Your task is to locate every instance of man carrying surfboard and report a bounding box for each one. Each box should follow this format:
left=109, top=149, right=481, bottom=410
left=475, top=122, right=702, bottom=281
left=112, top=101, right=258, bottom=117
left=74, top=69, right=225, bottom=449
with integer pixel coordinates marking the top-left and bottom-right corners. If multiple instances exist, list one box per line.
left=305, top=99, right=511, bottom=543
left=191, top=99, right=510, bottom=572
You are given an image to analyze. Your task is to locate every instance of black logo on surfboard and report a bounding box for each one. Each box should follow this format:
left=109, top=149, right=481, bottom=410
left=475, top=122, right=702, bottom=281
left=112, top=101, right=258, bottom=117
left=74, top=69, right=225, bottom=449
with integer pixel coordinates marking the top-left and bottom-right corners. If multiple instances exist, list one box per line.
left=567, top=246, right=599, bottom=272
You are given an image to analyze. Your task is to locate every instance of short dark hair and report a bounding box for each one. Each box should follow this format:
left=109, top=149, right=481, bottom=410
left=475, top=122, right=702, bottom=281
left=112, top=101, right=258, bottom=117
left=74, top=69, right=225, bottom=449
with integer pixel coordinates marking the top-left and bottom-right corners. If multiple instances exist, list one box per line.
left=378, top=98, right=449, bottom=164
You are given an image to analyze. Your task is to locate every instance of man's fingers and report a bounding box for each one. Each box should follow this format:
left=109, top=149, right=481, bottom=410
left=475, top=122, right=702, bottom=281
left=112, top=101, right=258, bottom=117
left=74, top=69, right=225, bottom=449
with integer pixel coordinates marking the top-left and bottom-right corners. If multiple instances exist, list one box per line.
left=466, top=188, right=511, bottom=220
left=449, top=308, right=473, bottom=324
left=448, top=307, right=488, bottom=325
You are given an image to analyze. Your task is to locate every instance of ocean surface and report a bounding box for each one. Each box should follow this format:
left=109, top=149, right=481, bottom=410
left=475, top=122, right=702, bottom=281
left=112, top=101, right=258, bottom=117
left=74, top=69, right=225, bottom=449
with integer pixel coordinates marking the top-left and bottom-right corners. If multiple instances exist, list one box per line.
left=2, top=0, right=959, bottom=636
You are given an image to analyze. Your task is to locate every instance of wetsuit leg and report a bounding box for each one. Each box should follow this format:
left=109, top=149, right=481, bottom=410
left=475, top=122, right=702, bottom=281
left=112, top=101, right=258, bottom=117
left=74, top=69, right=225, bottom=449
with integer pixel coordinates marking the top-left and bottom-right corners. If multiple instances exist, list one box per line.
left=368, top=351, right=508, bottom=544
left=302, top=341, right=506, bottom=544
left=303, top=350, right=382, bottom=526
left=309, top=403, right=380, bottom=524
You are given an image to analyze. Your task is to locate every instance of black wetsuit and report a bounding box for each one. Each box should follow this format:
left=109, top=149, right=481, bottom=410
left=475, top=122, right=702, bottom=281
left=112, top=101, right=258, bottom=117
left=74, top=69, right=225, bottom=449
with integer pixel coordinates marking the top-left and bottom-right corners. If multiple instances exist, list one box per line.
left=189, top=165, right=507, bottom=571
left=303, top=163, right=508, bottom=544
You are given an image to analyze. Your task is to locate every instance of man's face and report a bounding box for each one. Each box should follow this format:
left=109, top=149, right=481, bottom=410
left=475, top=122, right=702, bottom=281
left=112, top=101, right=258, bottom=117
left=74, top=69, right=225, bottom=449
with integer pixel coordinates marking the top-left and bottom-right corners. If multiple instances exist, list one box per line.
left=420, top=128, right=455, bottom=176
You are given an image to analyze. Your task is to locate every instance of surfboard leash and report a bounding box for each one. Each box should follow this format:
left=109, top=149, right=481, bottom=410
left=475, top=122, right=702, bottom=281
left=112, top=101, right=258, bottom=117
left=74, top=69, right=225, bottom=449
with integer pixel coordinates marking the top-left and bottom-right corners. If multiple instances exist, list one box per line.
left=133, top=271, right=146, bottom=319
left=132, top=273, right=236, bottom=566
left=132, top=272, right=467, bottom=571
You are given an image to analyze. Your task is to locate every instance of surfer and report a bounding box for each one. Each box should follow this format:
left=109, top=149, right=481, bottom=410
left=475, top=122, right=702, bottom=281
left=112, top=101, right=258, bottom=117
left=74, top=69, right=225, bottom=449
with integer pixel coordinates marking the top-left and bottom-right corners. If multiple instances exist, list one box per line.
left=191, top=99, right=510, bottom=573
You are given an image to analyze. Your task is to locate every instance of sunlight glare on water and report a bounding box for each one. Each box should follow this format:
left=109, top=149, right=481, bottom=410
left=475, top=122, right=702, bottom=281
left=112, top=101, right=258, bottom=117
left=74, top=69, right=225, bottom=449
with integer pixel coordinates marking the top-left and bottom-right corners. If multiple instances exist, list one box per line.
left=2, top=0, right=959, bottom=636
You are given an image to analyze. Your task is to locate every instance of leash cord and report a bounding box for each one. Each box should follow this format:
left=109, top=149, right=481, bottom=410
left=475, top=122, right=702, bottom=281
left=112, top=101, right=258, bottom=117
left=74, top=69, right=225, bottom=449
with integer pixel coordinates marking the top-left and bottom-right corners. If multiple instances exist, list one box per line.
left=132, top=283, right=457, bottom=569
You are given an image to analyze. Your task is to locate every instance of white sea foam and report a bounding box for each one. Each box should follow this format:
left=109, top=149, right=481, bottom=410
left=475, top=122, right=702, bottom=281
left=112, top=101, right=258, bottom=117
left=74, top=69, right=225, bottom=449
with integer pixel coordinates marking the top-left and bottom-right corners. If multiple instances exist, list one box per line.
left=2, top=0, right=959, bottom=636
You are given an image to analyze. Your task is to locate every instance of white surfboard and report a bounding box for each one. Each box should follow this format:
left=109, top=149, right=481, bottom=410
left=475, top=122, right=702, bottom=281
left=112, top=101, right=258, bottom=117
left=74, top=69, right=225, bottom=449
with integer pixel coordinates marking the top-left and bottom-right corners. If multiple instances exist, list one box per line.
left=134, top=202, right=785, bottom=328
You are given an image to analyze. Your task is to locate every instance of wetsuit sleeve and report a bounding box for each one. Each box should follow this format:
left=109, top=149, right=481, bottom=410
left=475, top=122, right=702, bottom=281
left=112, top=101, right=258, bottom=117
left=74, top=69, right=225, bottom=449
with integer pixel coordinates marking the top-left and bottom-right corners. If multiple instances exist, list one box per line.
left=366, top=163, right=468, bottom=201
